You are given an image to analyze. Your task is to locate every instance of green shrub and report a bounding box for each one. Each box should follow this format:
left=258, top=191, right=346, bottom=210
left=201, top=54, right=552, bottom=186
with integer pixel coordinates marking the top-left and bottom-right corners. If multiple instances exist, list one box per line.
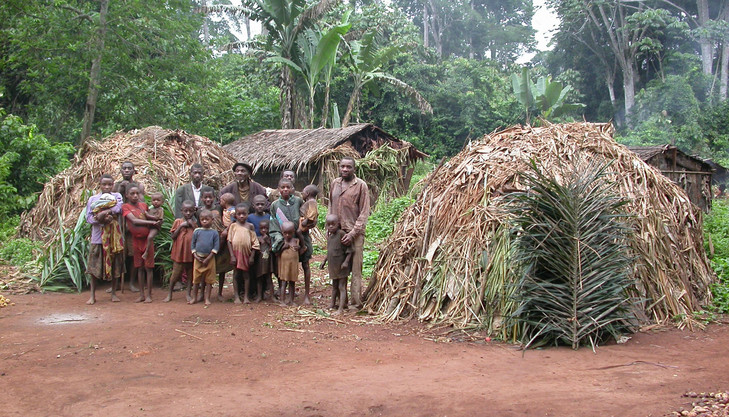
left=366, top=195, right=414, bottom=244
left=704, top=199, right=729, bottom=313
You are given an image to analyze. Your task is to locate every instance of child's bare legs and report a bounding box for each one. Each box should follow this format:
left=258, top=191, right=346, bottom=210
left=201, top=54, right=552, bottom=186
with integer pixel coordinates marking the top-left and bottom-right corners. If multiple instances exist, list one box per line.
left=142, top=229, right=158, bottom=260
left=254, top=275, right=263, bottom=303
left=286, top=282, right=295, bottom=305
left=185, top=272, right=193, bottom=303
left=144, top=267, right=153, bottom=302
left=329, top=279, right=338, bottom=309
left=88, top=277, right=119, bottom=304
left=135, top=267, right=145, bottom=302
left=217, top=272, right=226, bottom=302
left=165, top=262, right=187, bottom=302
left=189, top=281, right=199, bottom=304
left=204, top=282, right=212, bottom=306
left=197, top=283, right=205, bottom=303
left=302, top=261, right=311, bottom=305
left=242, top=270, right=251, bottom=304
left=334, top=278, right=347, bottom=315
left=232, top=269, right=242, bottom=304
left=279, top=279, right=287, bottom=307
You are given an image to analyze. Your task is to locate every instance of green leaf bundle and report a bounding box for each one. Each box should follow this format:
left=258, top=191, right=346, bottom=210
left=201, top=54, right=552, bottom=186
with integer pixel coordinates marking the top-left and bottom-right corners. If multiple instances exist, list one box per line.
left=509, top=158, right=635, bottom=350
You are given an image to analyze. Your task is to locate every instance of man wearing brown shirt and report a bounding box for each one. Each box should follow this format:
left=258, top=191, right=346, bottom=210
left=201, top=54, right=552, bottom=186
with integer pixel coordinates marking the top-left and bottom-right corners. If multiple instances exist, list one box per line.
left=328, top=157, right=370, bottom=308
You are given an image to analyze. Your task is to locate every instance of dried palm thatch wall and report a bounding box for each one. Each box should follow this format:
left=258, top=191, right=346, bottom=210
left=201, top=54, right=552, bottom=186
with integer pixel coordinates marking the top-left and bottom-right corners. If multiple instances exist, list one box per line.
left=223, top=124, right=426, bottom=203
left=365, top=122, right=715, bottom=334
left=20, top=126, right=237, bottom=242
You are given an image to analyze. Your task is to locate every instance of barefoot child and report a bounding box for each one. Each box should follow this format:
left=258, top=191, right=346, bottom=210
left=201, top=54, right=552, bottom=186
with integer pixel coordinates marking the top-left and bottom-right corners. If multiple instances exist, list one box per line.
left=321, top=214, right=353, bottom=314
left=143, top=192, right=164, bottom=261
left=164, top=200, right=197, bottom=302
left=122, top=186, right=161, bottom=303
left=299, top=185, right=319, bottom=305
left=196, top=190, right=218, bottom=301
left=269, top=178, right=302, bottom=301
left=254, top=220, right=273, bottom=302
left=278, top=221, right=304, bottom=306
left=215, top=192, right=236, bottom=301
left=191, top=209, right=220, bottom=305
left=227, top=203, right=259, bottom=304
left=85, top=175, right=125, bottom=305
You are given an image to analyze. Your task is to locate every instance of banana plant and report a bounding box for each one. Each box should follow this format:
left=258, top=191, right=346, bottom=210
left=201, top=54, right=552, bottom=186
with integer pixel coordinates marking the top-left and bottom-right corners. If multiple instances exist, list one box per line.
left=511, top=67, right=584, bottom=125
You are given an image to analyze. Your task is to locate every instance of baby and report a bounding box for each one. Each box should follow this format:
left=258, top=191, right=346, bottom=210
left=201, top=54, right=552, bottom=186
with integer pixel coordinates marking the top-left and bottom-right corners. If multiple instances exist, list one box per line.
left=143, top=192, right=164, bottom=260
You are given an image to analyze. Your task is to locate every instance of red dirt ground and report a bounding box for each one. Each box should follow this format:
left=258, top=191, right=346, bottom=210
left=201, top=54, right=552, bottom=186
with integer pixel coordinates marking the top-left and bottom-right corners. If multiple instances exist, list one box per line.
left=2, top=280, right=729, bottom=417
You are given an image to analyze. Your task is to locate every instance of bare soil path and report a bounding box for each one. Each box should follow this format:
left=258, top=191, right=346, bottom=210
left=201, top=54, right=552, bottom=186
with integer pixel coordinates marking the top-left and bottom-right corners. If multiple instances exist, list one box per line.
left=1, top=286, right=728, bottom=417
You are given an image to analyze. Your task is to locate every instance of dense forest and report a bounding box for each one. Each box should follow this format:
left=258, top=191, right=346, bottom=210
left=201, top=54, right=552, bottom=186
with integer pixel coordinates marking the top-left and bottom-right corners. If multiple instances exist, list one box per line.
left=1, top=0, right=729, bottom=218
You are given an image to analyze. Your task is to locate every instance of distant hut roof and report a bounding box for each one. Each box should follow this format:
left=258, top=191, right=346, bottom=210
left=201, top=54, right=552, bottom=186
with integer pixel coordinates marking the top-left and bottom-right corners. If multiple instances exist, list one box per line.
left=223, top=124, right=426, bottom=173
left=628, top=145, right=713, bottom=172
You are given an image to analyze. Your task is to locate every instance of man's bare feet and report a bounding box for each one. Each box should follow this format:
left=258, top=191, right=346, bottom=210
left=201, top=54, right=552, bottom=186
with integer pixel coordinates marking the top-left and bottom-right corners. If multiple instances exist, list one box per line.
left=188, top=299, right=196, bottom=305
left=86, top=297, right=95, bottom=305
left=186, top=294, right=193, bottom=302
left=204, top=300, right=211, bottom=306
left=111, top=295, right=120, bottom=302
left=134, top=296, right=144, bottom=303
left=254, top=296, right=262, bottom=303
left=130, top=285, right=140, bottom=293
left=144, top=297, right=152, bottom=303
left=234, top=297, right=242, bottom=304
left=279, top=301, right=288, bottom=307
left=303, top=296, right=311, bottom=305
left=217, top=294, right=224, bottom=302
left=332, top=310, right=342, bottom=316
left=243, top=298, right=251, bottom=304
left=163, top=295, right=172, bottom=302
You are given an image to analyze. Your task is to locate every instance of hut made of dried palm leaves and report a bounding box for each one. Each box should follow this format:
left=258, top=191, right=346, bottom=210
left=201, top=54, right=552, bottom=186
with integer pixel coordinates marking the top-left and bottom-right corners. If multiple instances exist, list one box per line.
left=20, top=126, right=237, bottom=242
left=223, top=124, right=426, bottom=204
left=364, top=122, right=715, bottom=336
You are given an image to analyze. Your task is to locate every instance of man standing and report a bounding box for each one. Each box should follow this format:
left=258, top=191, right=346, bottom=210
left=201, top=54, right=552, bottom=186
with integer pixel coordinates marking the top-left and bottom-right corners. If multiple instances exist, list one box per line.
left=220, top=162, right=269, bottom=209
left=328, top=157, right=370, bottom=309
left=174, top=163, right=214, bottom=218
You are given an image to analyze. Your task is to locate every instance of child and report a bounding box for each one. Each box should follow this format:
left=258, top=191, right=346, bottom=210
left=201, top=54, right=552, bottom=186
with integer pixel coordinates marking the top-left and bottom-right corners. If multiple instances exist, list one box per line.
left=113, top=161, right=144, bottom=293
left=269, top=179, right=302, bottom=295
left=298, top=184, right=319, bottom=305
left=143, top=192, right=164, bottom=260
left=85, top=175, right=124, bottom=305
left=220, top=192, right=236, bottom=229
left=227, top=203, right=260, bottom=304
left=322, top=214, right=353, bottom=315
left=278, top=221, right=304, bottom=306
left=164, top=200, right=197, bottom=302
left=196, top=190, right=219, bottom=302
left=122, top=185, right=161, bottom=303
left=191, top=209, right=220, bottom=306
left=248, top=194, right=271, bottom=236
left=254, top=220, right=273, bottom=302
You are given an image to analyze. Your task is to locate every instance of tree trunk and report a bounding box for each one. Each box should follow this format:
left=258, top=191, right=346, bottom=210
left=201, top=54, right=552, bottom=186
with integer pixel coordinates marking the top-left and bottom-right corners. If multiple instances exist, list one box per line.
left=422, top=4, right=428, bottom=48
left=80, top=0, right=110, bottom=145
left=697, top=0, right=714, bottom=76
left=244, top=16, right=251, bottom=40
left=720, top=43, right=729, bottom=100
left=623, top=62, right=637, bottom=118
left=280, top=66, right=295, bottom=129
left=341, top=83, right=361, bottom=127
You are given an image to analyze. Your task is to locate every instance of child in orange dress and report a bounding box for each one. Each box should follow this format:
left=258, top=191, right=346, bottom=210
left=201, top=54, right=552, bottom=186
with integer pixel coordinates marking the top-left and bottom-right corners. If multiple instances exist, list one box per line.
left=278, top=221, right=304, bottom=306
left=227, top=203, right=259, bottom=304
left=122, top=186, right=162, bottom=303
left=164, top=200, right=197, bottom=302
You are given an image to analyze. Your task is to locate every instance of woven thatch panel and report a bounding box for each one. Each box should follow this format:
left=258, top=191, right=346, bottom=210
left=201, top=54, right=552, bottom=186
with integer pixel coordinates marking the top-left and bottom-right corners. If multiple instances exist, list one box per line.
left=223, top=123, right=425, bottom=173
left=365, top=122, right=715, bottom=332
left=20, top=126, right=237, bottom=242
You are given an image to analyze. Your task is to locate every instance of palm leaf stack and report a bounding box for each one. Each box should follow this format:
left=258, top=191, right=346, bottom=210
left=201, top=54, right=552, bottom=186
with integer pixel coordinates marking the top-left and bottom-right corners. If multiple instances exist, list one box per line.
left=364, top=122, right=715, bottom=343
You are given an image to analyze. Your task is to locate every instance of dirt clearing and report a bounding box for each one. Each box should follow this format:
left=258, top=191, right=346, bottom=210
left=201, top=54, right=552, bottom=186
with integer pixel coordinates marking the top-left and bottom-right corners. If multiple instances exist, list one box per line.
left=1, top=287, right=728, bottom=417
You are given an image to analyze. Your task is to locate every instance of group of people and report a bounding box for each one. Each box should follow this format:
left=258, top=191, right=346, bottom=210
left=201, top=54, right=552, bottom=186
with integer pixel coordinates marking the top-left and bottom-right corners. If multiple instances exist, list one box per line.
left=85, top=158, right=370, bottom=314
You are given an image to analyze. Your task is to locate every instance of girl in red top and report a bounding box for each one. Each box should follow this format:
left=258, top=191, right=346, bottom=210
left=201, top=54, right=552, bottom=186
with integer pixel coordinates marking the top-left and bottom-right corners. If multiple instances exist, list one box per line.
left=122, top=186, right=161, bottom=303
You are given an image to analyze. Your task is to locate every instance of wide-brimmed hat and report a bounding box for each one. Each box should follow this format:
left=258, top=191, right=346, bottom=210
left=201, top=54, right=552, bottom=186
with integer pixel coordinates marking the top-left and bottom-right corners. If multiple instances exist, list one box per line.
left=232, top=162, right=253, bottom=174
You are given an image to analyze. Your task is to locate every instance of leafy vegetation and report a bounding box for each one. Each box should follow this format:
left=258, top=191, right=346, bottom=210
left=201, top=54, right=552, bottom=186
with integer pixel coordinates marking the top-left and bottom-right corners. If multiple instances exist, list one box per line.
left=509, top=160, right=635, bottom=350
left=704, top=199, right=729, bottom=313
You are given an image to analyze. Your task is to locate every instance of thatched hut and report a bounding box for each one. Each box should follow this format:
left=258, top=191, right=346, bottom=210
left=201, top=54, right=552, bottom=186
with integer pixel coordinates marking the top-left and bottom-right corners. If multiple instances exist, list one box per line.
left=365, top=122, right=715, bottom=336
left=20, top=126, right=237, bottom=242
left=628, top=145, right=714, bottom=212
left=223, top=124, right=427, bottom=203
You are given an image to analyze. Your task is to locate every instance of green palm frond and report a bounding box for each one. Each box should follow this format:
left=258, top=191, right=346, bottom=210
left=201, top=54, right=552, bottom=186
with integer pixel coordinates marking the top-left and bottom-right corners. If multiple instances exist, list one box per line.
left=508, top=158, right=636, bottom=350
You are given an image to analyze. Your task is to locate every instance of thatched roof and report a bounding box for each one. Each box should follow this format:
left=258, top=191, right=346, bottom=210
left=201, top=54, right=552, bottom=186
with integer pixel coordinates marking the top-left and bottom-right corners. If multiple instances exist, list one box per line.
left=365, top=122, right=715, bottom=334
left=20, top=126, right=237, bottom=242
left=223, top=124, right=426, bottom=173
left=628, top=145, right=714, bottom=172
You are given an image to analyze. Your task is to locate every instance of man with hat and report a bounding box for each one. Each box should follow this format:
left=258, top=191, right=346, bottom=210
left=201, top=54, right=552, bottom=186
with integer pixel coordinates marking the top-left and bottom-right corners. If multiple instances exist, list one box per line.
left=220, top=162, right=269, bottom=210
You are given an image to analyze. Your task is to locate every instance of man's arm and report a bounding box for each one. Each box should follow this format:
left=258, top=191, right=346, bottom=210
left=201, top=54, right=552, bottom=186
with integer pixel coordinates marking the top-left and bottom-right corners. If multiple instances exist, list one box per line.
left=352, top=180, right=370, bottom=236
